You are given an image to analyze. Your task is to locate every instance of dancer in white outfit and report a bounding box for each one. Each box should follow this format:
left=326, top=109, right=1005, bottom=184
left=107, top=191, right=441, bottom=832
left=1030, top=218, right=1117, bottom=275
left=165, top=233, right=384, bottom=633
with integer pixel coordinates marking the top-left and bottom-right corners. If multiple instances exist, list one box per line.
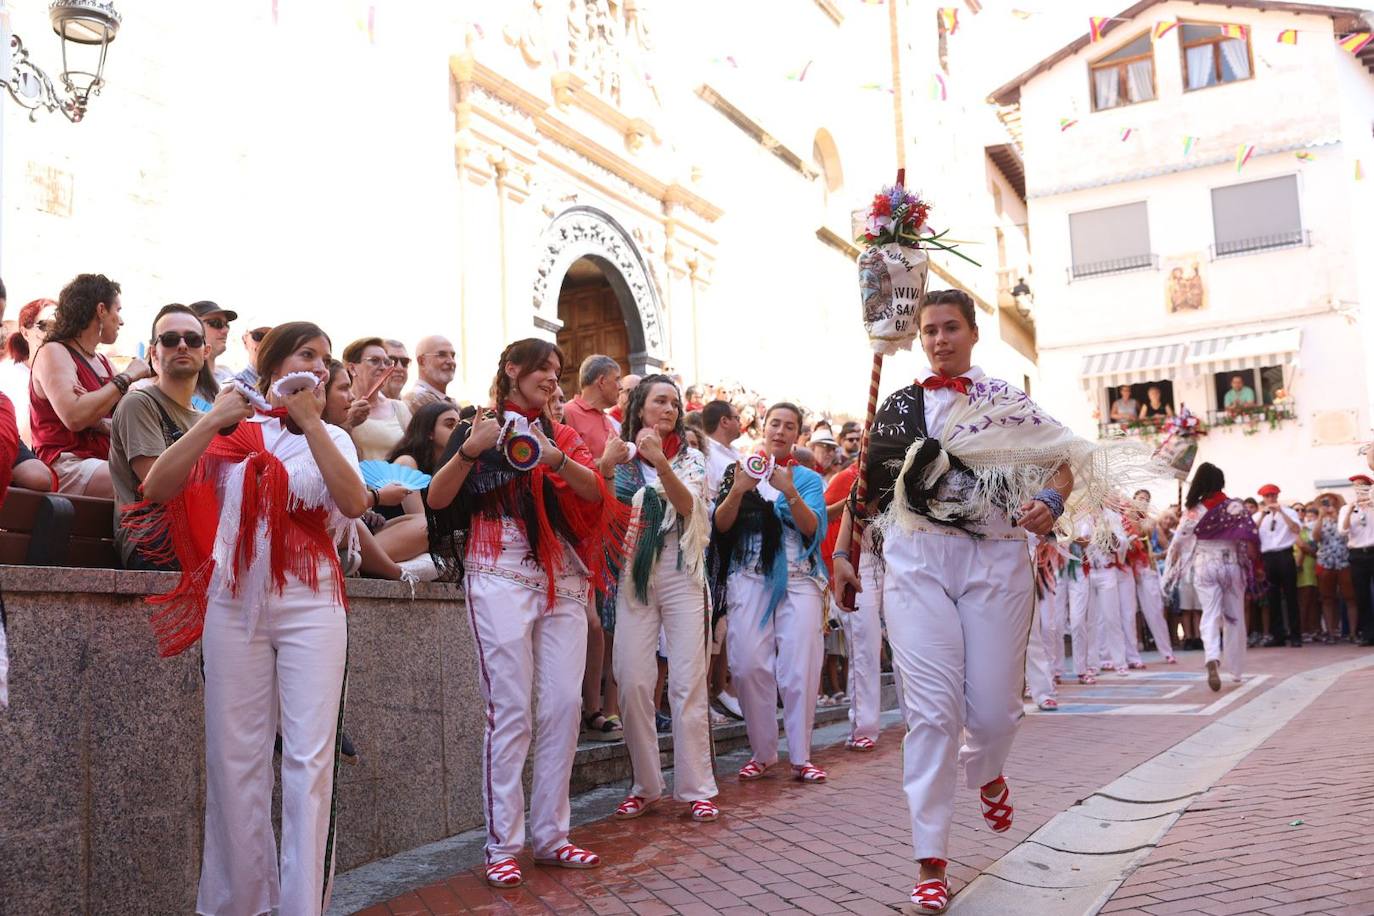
left=608, top=375, right=722, bottom=823
left=1083, top=508, right=1132, bottom=676
left=427, top=338, right=627, bottom=888
left=129, top=322, right=368, bottom=916
left=1165, top=462, right=1260, bottom=692
left=1060, top=539, right=1096, bottom=683
left=831, top=290, right=1135, bottom=913
left=1125, top=491, right=1177, bottom=665
left=1024, top=533, right=1062, bottom=710
left=709, top=402, right=829, bottom=784
left=825, top=462, right=884, bottom=751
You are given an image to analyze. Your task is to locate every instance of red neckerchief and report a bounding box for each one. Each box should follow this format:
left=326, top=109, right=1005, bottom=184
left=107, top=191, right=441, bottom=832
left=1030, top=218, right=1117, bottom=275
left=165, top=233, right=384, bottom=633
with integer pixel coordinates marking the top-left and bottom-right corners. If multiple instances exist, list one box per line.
left=1201, top=491, right=1228, bottom=510
left=921, top=374, right=971, bottom=396
left=661, top=432, right=681, bottom=460
left=502, top=400, right=543, bottom=422
left=758, top=449, right=794, bottom=468
left=123, top=420, right=346, bottom=657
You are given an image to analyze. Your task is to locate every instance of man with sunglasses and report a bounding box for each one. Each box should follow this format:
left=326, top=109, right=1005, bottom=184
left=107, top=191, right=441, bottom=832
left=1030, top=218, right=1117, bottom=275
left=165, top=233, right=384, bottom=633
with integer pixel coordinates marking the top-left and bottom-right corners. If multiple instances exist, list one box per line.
left=190, top=300, right=239, bottom=386
left=110, top=305, right=209, bottom=570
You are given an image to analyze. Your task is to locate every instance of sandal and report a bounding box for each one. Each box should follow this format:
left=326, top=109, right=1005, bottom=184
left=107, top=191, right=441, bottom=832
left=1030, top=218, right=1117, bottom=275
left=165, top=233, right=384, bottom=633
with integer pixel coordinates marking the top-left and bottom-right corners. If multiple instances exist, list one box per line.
left=846, top=736, right=877, bottom=752
left=485, top=857, right=523, bottom=888
left=979, top=777, right=1013, bottom=833
left=614, top=795, right=653, bottom=819
left=1163, top=656, right=1178, bottom=665
left=911, top=878, right=949, bottom=913
left=738, top=758, right=768, bottom=781
left=690, top=799, right=720, bottom=822
left=1128, top=661, right=1148, bottom=670
left=1077, top=673, right=1097, bottom=685
left=582, top=711, right=620, bottom=742
left=534, top=843, right=600, bottom=869
left=794, top=763, right=828, bottom=783
left=1037, top=697, right=1059, bottom=711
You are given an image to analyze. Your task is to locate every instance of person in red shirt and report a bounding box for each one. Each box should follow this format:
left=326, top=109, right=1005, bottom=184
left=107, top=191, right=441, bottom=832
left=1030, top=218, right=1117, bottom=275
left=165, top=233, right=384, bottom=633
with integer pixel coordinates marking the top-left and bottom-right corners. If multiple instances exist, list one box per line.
left=562, top=354, right=630, bottom=739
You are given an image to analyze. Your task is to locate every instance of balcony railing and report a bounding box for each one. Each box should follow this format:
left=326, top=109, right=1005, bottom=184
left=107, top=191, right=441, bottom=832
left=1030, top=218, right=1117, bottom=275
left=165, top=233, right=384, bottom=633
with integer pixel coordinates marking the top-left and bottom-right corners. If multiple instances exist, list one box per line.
left=1207, top=403, right=1298, bottom=434
left=1069, top=253, right=1158, bottom=281
left=1098, top=416, right=1172, bottom=441
left=1209, top=230, right=1310, bottom=261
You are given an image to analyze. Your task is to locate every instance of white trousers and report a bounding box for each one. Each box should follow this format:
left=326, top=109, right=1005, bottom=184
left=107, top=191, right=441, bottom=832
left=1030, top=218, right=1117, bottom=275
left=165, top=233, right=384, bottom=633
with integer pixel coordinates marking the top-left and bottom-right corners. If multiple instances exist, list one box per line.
left=1024, top=584, right=1060, bottom=705
left=197, top=574, right=347, bottom=916
left=1135, top=566, right=1175, bottom=659
left=883, top=528, right=1033, bottom=861
left=465, top=567, right=587, bottom=861
left=840, top=551, right=884, bottom=743
left=726, top=570, right=824, bottom=767
left=1114, top=566, right=1145, bottom=666
left=1195, top=549, right=1246, bottom=678
left=1089, top=567, right=1129, bottom=671
left=1059, top=569, right=1093, bottom=677
left=612, top=542, right=719, bottom=802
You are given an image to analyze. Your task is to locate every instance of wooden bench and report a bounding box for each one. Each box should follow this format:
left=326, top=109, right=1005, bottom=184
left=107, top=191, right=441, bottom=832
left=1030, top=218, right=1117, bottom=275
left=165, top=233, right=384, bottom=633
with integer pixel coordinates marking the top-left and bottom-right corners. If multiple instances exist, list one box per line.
left=0, top=487, right=119, bottom=568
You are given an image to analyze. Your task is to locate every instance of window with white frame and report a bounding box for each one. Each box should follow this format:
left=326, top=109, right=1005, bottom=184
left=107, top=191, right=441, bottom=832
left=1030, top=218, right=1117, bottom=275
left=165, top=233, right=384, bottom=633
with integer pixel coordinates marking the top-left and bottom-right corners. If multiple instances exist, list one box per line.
left=1180, top=22, right=1253, bottom=91
left=1089, top=31, right=1156, bottom=111
left=1069, top=201, right=1153, bottom=278
left=1211, top=175, right=1302, bottom=257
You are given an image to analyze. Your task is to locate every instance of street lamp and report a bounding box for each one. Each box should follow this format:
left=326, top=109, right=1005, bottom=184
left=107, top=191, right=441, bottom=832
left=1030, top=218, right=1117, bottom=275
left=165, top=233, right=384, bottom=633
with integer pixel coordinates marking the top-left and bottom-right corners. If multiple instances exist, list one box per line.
left=2, top=0, right=121, bottom=123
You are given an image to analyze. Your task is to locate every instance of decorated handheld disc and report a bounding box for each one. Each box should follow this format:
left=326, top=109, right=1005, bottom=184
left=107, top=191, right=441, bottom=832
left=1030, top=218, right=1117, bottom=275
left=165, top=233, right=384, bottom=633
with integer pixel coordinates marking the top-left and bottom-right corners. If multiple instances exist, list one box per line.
left=742, top=454, right=774, bottom=481
left=271, top=371, right=320, bottom=399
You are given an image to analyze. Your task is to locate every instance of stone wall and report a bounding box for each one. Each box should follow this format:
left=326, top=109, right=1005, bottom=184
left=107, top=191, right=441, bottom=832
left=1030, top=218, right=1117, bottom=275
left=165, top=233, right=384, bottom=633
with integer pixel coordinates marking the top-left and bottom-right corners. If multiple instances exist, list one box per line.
left=0, top=567, right=481, bottom=916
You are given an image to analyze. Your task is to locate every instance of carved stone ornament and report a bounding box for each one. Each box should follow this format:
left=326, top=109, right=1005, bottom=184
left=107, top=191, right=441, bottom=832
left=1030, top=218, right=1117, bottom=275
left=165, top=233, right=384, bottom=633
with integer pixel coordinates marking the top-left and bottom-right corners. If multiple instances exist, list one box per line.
left=532, top=206, right=665, bottom=357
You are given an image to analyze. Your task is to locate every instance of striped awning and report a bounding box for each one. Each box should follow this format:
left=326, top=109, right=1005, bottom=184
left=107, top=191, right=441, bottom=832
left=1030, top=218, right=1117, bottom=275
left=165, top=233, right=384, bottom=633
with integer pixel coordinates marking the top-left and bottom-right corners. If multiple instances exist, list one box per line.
left=1185, top=328, right=1301, bottom=375
left=1080, top=343, right=1186, bottom=388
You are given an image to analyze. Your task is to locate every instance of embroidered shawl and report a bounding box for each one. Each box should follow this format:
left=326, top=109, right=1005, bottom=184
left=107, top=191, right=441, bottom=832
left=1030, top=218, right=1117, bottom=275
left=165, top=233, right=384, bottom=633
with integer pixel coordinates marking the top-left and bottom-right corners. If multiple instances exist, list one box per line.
left=612, top=447, right=711, bottom=604
left=1163, top=498, right=1265, bottom=596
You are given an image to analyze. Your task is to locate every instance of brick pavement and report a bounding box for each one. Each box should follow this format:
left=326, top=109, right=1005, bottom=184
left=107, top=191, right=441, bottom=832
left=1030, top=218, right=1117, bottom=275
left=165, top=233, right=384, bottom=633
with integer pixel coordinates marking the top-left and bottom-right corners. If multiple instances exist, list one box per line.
left=354, top=644, right=1371, bottom=915
left=1102, top=665, right=1374, bottom=916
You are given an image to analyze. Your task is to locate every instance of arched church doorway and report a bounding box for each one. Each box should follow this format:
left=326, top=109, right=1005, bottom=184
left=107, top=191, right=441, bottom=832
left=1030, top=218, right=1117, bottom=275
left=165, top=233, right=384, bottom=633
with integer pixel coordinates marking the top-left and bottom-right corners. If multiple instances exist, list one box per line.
left=555, top=256, right=631, bottom=392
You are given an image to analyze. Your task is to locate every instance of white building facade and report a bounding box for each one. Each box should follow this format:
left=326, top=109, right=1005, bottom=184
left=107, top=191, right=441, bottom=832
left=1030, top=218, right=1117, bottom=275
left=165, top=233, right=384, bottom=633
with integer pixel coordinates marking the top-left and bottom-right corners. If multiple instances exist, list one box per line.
left=992, top=0, right=1374, bottom=499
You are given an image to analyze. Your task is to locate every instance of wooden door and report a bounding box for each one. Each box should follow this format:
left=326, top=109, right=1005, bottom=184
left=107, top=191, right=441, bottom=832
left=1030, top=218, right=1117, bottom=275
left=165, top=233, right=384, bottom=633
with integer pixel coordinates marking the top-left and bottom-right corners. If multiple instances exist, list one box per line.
left=556, top=283, right=630, bottom=391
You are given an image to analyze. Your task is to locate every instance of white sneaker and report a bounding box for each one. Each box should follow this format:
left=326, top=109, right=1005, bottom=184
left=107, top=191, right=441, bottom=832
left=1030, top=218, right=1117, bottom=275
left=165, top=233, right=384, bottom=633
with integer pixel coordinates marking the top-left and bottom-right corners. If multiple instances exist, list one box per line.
left=716, top=691, right=743, bottom=719
left=397, top=554, right=440, bottom=582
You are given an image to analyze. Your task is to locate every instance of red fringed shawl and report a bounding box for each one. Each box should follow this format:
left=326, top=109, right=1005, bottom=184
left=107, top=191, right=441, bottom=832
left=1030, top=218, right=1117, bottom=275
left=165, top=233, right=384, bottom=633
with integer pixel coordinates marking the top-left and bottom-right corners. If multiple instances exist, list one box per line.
left=465, top=422, right=632, bottom=609
left=123, top=421, right=348, bottom=657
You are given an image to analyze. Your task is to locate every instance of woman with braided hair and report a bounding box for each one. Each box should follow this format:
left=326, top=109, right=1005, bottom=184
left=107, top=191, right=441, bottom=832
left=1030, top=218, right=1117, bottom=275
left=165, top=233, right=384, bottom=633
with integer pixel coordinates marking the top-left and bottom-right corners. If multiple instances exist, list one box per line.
left=607, top=374, right=721, bottom=823
left=829, top=289, right=1131, bottom=913
left=708, top=401, right=829, bottom=785
left=425, top=338, right=628, bottom=888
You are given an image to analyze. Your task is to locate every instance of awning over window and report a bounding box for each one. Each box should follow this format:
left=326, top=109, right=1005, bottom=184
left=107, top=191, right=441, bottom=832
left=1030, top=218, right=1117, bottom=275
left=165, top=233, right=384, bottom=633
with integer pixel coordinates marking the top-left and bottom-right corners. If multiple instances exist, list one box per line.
left=1185, top=328, right=1301, bottom=375
left=1080, top=343, right=1186, bottom=388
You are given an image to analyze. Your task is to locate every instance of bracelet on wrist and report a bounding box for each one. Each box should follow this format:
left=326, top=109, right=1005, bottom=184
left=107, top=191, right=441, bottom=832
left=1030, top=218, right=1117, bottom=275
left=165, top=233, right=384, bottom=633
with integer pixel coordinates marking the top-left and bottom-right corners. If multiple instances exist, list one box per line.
left=368, top=487, right=381, bottom=508
left=1032, top=488, right=1066, bottom=521
left=111, top=372, right=131, bottom=395
left=833, top=550, right=851, bottom=562
left=457, top=446, right=478, bottom=463
left=552, top=449, right=570, bottom=473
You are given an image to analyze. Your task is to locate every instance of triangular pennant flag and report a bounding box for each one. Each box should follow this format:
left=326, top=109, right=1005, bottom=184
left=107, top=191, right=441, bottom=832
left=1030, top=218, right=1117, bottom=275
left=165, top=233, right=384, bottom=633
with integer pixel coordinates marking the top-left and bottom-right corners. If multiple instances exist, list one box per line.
left=1153, top=20, right=1177, bottom=40
left=1295, top=151, right=1315, bottom=161
left=930, top=72, right=948, bottom=100
left=1183, top=135, right=1199, bottom=156
left=860, top=81, right=894, bottom=93
left=786, top=60, right=814, bottom=81
left=1357, top=160, right=1365, bottom=181
left=1120, top=128, right=1134, bottom=141
left=939, top=8, right=959, bottom=34
left=1089, top=17, right=1110, bottom=42
left=1339, top=32, right=1373, bottom=55
left=1277, top=29, right=1298, bottom=45
left=271, top=0, right=279, bottom=25
left=1060, top=117, right=1078, bottom=131
left=1011, top=9, right=1032, bottom=20
left=1221, top=24, right=1247, bottom=40
left=1235, top=143, right=1256, bottom=173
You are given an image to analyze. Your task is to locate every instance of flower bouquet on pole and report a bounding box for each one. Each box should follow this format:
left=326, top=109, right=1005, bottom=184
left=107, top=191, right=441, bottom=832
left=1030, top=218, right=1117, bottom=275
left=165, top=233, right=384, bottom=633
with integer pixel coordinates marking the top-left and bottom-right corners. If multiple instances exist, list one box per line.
left=1152, top=406, right=1206, bottom=481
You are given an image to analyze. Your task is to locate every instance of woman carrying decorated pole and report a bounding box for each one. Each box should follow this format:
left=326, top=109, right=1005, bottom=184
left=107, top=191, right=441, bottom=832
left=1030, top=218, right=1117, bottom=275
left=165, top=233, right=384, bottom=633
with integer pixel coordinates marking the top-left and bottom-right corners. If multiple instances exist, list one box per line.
left=608, top=375, right=721, bottom=823
left=425, top=338, right=628, bottom=888
left=127, top=322, right=367, bottom=915
left=708, top=402, right=829, bottom=784
left=1164, top=462, right=1261, bottom=692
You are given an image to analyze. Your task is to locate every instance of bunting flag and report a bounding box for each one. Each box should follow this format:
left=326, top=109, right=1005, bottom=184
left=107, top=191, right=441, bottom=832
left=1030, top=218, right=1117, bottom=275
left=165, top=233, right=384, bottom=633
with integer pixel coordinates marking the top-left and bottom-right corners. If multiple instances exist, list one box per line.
left=1153, top=20, right=1177, bottom=40
left=787, top=60, right=813, bottom=81
left=1221, top=24, right=1247, bottom=40
left=1060, top=117, right=1078, bottom=131
left=271, top=0, right=279, bottom=25
left=1277, top=29, right=1298, bottom=45
left=1295, top=151, right=1315, bottom=161
left=1183, top=135, right=1199, bottom=156
left=860, top=81, right=894, bottom=93
left=939, top=8, right=959, bottom=34
left=1339, top=32, right=1373, bottom=55
left=1089, top=17, right=1110, bottom=42
left=1235, top=143, right=1256, bottom=173
left=1358, top=160, right=1366, bottom=181
left=711, top=55, right=740, bottom=68
left=1011, top=9, right=1033, bottom=20
left=930, top=72, right=948, bottom=100
left=355, top=3, right=375, bottom=44
left=1120, top=128, right=1134, bottom=141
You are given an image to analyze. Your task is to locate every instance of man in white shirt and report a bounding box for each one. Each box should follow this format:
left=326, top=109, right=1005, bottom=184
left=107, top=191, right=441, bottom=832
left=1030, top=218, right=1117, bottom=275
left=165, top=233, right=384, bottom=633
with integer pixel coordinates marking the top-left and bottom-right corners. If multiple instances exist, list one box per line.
left=404, top=334, right=457, bottom=412
left=701, top=399, right=741, bottom=494
left=1254, top=483, right=1302, bottom=647
left=1341, top=474, right=1374, bottom=646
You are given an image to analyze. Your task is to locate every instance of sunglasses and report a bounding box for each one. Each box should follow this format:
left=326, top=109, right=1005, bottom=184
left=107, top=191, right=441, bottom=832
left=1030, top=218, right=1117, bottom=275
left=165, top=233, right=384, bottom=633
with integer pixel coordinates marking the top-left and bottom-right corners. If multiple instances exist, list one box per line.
left=249, top=329, right=269, bottom=342
left=361, top=355, right=395, bottom=368
left=203, top=318, right=229, bottom=330
left=391, top=356, right=411, bottom=369
left=156, top=330, right=205, bottom=349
